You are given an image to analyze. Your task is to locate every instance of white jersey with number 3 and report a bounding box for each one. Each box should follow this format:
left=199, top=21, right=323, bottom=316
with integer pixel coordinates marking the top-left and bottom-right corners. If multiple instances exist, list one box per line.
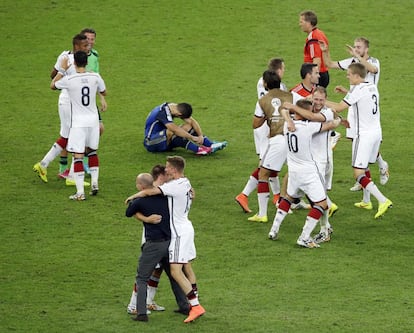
left=344, top=82, right=381, bottom=136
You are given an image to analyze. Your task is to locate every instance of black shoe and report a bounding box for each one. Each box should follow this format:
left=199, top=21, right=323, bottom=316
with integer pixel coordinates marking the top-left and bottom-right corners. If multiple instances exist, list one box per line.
left=132, top=314, right=148, bottom=322
left=174, top=307, right=190, bottom=315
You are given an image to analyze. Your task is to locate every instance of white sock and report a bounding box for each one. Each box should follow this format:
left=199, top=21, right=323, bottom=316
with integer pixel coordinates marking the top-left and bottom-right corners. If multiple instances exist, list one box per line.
left=242, top=176, right=258, bottom=196
left=362, top=188, right=371, bottom=203
left=146, top=286, right=157, bottom=305
left=258, top=192, right=269, bottom=217
left=89, top=166, right=99, bottom=188
left=300, top=216, right=319, bottom=240
left=270, top=209, right=288, bottom=233
left=41, top=143, right=63, bottom=168
left=376, top=154, right=387, bottom=170
left=74, top=171, right=85, bottom=195
left=128, top=290, right=137, bottom=309
left=269, top=176, right=280, bottom=195
left=365, top=182, right=387, bottom=204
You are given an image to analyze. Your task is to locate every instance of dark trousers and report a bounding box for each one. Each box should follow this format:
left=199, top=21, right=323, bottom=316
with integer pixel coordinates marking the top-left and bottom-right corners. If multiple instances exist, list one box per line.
left=135, top=240, right=188, bottom=315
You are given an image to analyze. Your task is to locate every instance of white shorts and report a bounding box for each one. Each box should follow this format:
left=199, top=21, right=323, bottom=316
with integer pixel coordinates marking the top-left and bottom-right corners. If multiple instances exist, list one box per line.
left=67, top=126, right=100, bottom=153
left=287, top=168, right=326, bottom=203
left=260, top=135, right=287, bottom=172
left=316, top=161, right=333, bottom=191
left=58, top=100, right=71, bottom=138
left=254, top=123, right=269, bottom=157
left=352, top=133, right=381, bottom=169
left=169, top=226, right=196, bottom=264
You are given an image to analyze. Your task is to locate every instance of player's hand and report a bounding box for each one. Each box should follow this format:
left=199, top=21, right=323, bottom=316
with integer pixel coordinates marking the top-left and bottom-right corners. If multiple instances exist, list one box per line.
left=193, top=136, right=204, bottom=145
left=346, top=44, right=358, bottom=57
left=282, top=102, right=294, bottom=110
left=334, top=85, right=348, bottom=95
left=146, top=214, right=162, bottom=224
left=341, top=119, right=350, bottom=128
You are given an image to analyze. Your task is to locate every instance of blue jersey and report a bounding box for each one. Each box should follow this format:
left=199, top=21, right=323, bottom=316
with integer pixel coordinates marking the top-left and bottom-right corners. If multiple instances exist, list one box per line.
left=144, top=103, right=173, bottom=152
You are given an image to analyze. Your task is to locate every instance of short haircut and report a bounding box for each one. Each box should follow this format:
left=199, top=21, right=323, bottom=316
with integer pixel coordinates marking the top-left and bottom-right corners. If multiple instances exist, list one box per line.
left=267, top=58, right=284, bottom=72
left=262, top=70, right=281, bottom=90
left=300, top=63, right=318, bottom=79
left=300, top=10, right=318, bottom=26
left=151, top=164, right=166, bottom=181
left=166, top=156, right=186, bottom=173
left=355, top=37, right=369, bottom=48
left=296, top=99, right=313, bottom=110
left=72, top=33, right=87, bottom=46
left=176, top=103, right=193, bottom=119
left=349, top=63, right=367, bottom=79
left=74, top=51, right=88, bottom=67
left=313, top=86, right=327, bottom=97
left=137, top=173, right=153, bottom=187
left=81, top=28, right=96, bottom=36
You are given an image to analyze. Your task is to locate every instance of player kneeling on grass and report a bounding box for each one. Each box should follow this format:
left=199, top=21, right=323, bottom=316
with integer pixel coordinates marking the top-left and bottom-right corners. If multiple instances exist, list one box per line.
left=268, top=100, right=343, bottom=248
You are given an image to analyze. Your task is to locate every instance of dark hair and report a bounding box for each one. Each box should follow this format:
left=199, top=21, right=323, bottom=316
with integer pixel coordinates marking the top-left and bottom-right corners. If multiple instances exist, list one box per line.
left=300, top=10, right=318, bottom=26
left=151, top=164, right=166, bottom=181
left=72, top=33, right=87, bottom=46
left=300, top=63, right=318, bottom=79
left=262, top=70, right=281, bottom=90
left=176, top=103, right=193, bottom=119
left=80, top=28, right=96, bottom=36
left=74, top=51, right=88, bottom=67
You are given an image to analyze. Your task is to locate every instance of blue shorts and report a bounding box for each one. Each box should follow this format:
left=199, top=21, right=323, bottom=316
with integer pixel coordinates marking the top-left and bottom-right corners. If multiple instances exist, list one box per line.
left=144, top=130, right=168, bottom=152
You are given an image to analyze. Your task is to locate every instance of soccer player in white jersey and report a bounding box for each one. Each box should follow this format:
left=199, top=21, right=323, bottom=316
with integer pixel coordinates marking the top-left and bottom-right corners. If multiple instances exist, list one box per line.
left=235, top=58, right=287, bottom=213
left=33, top=34, right=89, bottom=182
left=51, top=51, right=107, bottom=200
left=320, top=37, right=389, bottom=190
left=325, top=63, right=392, bottom=219
left=281, top=87, right=347, bottom=243
left=125, top=156, right=205, bottom=323
left=268, top=100, right=342, bottom=248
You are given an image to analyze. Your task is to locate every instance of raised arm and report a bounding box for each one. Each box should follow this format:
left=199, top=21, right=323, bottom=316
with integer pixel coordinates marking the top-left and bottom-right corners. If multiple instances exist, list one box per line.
left=319, top=40, right=340, bottom=69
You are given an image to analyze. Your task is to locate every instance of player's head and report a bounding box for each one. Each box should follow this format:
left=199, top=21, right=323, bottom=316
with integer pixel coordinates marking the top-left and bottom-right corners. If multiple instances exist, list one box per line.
left=136, top=173, right=154, bottom=191
left=299, top=10, right=317, bottom=31
left=312, top=86, right=327, bottom=112
left=262, top=70, right=281, bottom=90
left=347, top=63, right=367, bottom=82
left=166, top=155, right=186, bottom=177
left=80, top=28, right=96, bottom=50
left=72, top=33, right=89, bottom=52
left=176, top=103, right=193, bottom=119
left=267, top=58, right=285, bottom=79
left=151, top=164, right=167, bottom=186
left=354, top=37, right=370, bottom=57
left=301, top=63, right=319, bottom=84
left=295, top=99, right=313, bottom=120
left=74, top=51, right=88, bottom=68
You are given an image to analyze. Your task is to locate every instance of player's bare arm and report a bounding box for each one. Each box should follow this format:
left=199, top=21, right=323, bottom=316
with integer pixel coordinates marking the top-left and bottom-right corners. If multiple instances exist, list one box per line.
left=252, top=115, right=266, bottom=129
left=325, top=100, right=349, bottom=113
left=319, top=40, right=340, bottom=69
left=134, top=212, right=162, bottom=224
left=280, top=105, right=295, bottom=131
left=165, top=122, right=198, bottom=143
left=283, top=102, right=325, bottom=122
